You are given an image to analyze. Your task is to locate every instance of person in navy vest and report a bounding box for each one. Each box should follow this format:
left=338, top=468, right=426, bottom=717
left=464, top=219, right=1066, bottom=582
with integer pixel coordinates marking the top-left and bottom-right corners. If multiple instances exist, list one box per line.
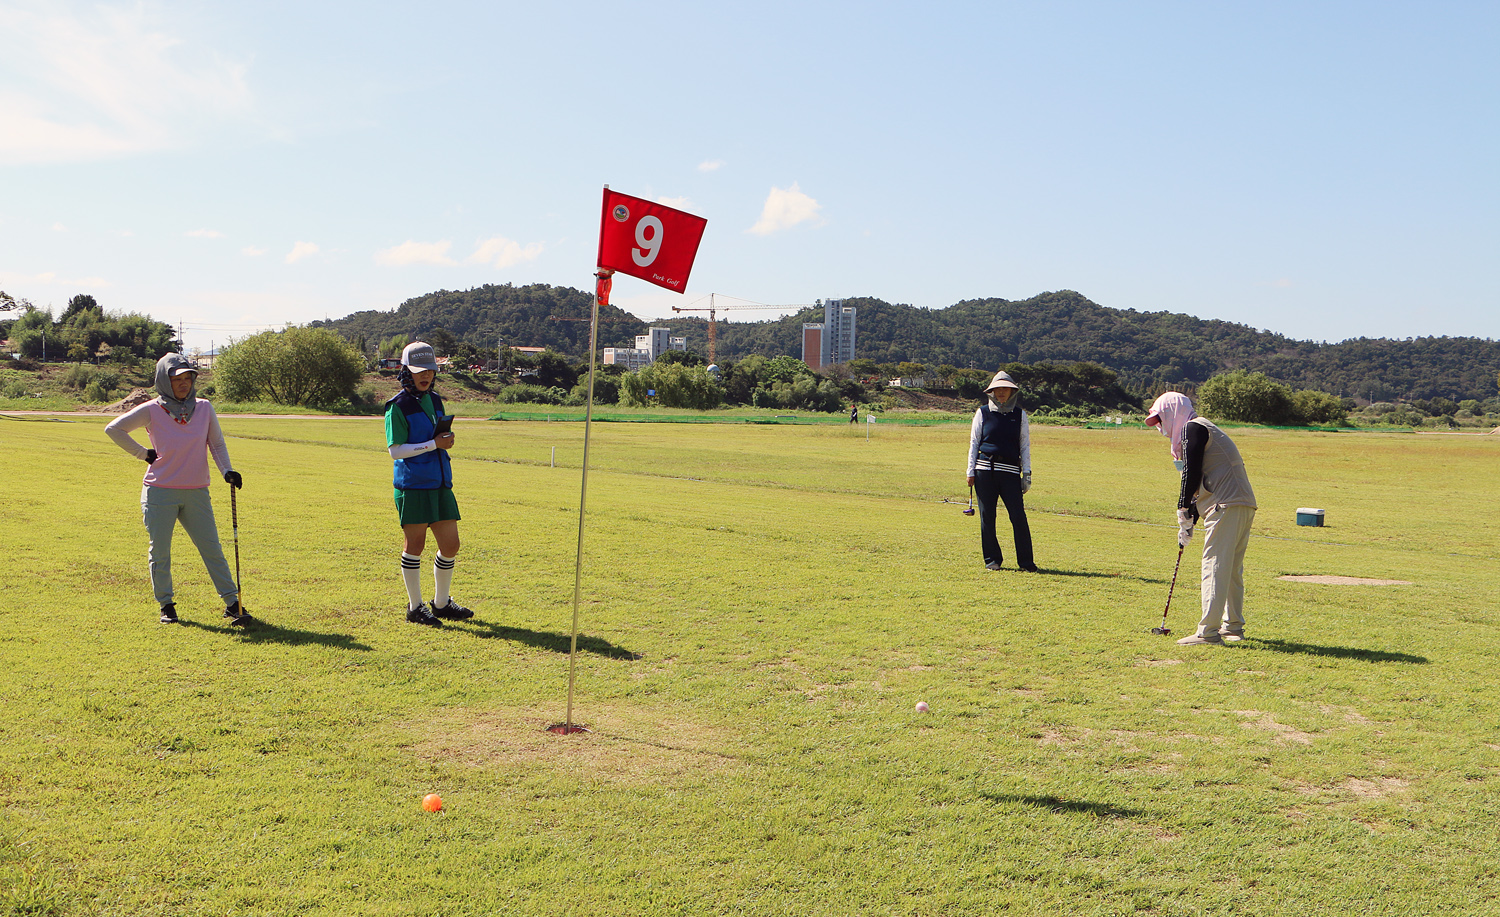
left=965, top=371, right=1036, bottom=572
left=385, top=342, right=476, bottom=626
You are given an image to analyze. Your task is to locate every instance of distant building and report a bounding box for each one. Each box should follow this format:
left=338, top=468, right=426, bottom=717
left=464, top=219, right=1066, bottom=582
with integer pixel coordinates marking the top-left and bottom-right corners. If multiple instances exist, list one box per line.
left=603, top=326, right=686, bottom=370
left=800, top=299, right=856, bottom=369
left=802, top=324, right=824, bottom=371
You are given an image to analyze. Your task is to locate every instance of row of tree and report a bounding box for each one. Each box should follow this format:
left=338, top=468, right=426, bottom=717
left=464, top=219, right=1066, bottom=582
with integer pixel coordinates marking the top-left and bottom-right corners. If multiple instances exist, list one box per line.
left=1, top=294, right=179, bottom=363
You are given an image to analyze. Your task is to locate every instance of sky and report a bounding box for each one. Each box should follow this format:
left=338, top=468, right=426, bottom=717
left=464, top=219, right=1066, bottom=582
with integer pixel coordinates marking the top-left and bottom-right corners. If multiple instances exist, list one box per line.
left=2, top=0, right=1497, bottom=355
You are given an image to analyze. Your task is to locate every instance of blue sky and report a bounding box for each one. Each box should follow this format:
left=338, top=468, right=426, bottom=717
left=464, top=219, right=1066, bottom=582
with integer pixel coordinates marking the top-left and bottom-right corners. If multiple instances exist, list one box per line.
left=3, top=0, right=1496, bottom=354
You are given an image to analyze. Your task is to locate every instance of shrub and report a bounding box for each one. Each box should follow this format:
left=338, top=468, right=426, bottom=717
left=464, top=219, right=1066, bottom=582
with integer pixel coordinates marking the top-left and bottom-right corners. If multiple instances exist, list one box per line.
left=1198, top=370, right=1294, bottom=424
left=498, top=383, right=567, bottom=405
left=1288, top=389, right=1349, bottom=426
left=215, top=327, right=366, bottom=408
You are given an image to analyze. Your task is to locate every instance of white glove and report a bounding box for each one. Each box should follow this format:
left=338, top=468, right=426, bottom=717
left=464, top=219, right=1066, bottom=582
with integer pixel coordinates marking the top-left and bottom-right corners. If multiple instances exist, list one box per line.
left=1021, top=471, right=1032, bottom=494
left=1177, top=508, right=1195, bottom=547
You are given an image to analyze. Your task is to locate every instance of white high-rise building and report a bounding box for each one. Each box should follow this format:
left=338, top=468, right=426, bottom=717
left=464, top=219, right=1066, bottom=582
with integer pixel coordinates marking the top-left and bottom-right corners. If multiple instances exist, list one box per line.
left=801, top=300, right=856, bottom=369
left=603, top=326, right=687, bottom=370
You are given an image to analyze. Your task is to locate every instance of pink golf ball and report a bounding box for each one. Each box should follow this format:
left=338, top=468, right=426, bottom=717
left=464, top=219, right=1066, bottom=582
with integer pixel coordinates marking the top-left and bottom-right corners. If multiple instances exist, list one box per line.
left=915, top=701, right=929, bottom=713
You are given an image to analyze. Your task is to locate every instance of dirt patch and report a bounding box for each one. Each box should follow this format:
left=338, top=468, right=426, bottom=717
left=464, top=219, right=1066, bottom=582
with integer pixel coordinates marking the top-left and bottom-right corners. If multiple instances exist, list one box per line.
left=403, top=705, right=750, bottom=784
left=1278, top=575, right=1413, bottom=586
left=1343, top=776, right=1409, bottom=798
left=89, top=387, right=155, bottom=413
left=1235, top=710, right=1315, bottom=745
left=1135, top=658, right=1183, bottom=667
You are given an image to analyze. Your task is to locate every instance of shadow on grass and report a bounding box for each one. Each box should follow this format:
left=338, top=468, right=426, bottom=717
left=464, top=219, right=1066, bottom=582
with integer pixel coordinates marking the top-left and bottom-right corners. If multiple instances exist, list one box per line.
left=1032, top=567, right=1146, bottom=580
left=181, top=619, right=373, bottom=651
left=462, top=622, right=642, bottom=660
left=980, top=792, right=1141, bottom=819
left=1247, top=637, right=1428, bottom=665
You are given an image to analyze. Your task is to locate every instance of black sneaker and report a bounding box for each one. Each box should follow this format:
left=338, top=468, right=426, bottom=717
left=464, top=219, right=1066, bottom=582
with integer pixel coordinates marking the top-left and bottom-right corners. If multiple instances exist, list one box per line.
left=406, top=604, right=442, bottom=626
left=159, top=603, right=179, bottom=624
left=223, top=601, right=253, bottom=627
left=431, top=600, right=474, bottom=620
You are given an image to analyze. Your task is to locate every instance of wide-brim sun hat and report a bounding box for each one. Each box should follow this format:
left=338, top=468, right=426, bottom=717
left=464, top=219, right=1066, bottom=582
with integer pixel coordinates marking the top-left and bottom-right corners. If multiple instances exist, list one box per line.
left=984, top=371, right=1019, bottom=393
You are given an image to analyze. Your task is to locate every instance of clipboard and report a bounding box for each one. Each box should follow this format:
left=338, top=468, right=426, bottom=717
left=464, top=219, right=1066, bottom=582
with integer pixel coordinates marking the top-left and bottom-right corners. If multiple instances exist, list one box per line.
left=433, top=415, right=453, bottom=437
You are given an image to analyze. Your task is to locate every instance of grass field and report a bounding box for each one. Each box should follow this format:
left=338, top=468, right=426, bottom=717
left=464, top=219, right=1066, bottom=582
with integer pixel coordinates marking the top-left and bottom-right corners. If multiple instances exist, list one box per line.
left=2, top=414, right=1499, bottom=916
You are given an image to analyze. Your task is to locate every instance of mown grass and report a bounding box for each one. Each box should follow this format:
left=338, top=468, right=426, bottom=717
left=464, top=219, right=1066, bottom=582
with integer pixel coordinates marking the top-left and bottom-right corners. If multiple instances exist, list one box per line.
left=2, top=416, right=1498, bottom=915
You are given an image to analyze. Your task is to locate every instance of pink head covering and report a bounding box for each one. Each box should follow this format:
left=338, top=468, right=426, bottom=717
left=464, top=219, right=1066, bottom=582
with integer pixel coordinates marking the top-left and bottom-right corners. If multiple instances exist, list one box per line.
left=1146, top=392, right=1196, bottom=461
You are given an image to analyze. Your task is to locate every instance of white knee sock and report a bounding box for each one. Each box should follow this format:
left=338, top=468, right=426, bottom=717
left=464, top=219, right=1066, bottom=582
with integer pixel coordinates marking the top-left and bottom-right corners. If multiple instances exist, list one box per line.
left=401, top=552, right=423, bottom=610
left=433, top=553, right=455, bottom=608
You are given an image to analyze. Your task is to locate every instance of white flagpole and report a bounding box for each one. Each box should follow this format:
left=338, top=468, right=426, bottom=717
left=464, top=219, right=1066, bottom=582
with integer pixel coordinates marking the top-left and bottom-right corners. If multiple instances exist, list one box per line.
left=563, top=263, right=608, bottom=733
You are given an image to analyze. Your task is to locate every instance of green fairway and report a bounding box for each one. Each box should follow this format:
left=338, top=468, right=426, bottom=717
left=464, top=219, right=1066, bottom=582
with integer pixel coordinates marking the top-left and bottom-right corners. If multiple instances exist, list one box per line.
left=3, top=415, right=1498, bottom=915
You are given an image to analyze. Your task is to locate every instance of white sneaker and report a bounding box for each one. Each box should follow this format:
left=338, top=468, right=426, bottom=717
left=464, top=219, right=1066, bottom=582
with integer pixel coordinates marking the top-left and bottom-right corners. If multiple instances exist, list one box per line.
left=1218, top=628, right=1244, bottom=642
left=1176, top=632, right=1223, bottom=646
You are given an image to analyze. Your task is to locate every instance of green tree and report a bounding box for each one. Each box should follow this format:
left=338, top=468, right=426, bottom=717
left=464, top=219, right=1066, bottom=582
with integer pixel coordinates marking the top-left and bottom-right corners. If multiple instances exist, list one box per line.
left=1198, top=370, right=1294, bottom=424
left=216, top=326, right=366, bottom=407
left=619, top=362, right=722, bottom=409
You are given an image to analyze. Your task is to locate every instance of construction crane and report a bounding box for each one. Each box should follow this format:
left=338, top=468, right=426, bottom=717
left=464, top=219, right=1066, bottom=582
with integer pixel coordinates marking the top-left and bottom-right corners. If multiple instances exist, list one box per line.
left=671, top=293, right=819, bottom=363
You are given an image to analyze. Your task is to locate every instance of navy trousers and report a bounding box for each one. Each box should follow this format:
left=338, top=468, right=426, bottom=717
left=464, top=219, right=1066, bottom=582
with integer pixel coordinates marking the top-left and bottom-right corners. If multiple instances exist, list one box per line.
left=973, top=469, right=1035, bottom=570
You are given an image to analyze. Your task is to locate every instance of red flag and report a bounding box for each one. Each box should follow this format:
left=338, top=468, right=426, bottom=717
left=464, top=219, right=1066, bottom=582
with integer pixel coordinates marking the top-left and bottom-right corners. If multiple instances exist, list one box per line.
left=596, top=188, right=707, bottom=293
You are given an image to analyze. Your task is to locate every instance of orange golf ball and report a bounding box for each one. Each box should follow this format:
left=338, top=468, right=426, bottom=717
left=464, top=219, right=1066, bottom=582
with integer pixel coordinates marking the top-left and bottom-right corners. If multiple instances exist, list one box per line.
left=422, top=793, right=443, bottom=812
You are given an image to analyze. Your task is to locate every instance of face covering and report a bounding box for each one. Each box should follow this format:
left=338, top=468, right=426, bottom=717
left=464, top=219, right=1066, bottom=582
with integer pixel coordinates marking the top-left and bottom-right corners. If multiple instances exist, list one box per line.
left=153, top=353, right=198, bottom=425
left=1147, top=392, right=1196, bottom=462
left=987, top=389, right=1020, bottom=414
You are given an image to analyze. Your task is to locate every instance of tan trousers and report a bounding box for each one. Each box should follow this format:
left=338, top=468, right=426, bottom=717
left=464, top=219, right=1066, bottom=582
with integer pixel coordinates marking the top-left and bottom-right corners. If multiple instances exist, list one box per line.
left=1197, top=503, right=1255, bottom=635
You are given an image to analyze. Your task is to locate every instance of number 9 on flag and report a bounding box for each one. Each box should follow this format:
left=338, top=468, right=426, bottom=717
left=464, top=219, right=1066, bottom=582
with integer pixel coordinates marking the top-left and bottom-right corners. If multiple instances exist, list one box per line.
left=596, top=188, right=708, bottom=293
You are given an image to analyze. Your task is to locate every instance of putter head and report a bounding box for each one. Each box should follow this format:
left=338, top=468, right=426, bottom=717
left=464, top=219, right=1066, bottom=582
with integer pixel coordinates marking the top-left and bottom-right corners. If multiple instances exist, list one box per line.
left=1150, top=625, right=1171, bottom=635
left=962, top=506, right=975, bottom=516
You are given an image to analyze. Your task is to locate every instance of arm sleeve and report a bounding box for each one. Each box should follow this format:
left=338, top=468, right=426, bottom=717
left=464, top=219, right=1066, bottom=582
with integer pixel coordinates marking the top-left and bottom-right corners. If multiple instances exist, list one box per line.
left=966, top=409, right=982, bottom=475
left=389, top=441, right=437, bottom=460
left=1178, top=423, right=1209, bottom=509
left=1020, top=411, right=1031, bottom=474
left=384, top=402, right=435, bottom=459
left=104, top=402, right=153, bottom=460
left=204, top=403, right=234, bottom=476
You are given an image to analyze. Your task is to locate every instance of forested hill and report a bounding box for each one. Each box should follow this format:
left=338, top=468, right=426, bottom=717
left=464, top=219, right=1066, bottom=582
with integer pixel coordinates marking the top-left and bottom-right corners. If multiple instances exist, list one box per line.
left=311, top=283, right=647, bottom=356
left=314, top=284, right=1499, bottom=403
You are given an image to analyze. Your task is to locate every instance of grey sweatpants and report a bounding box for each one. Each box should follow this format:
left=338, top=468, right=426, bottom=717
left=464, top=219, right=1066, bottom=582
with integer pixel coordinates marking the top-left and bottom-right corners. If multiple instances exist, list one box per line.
left=142, top=485, right=238, bottom=607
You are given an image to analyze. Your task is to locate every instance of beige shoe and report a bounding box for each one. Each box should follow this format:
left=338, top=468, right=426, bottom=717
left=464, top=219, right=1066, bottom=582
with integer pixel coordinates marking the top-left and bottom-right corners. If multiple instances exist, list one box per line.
left=1218, top=628, right=1244, bottom=642
left=1176, top=632, right=1223, bottom=646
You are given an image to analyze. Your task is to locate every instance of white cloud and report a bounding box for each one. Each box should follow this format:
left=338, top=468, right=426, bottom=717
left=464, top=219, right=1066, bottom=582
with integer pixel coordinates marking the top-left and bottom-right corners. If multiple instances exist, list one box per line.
left=698, top=159, right=726, bottom=172
left=186, top=228, right=223, bottom=239
left=748, top=183, right=823, bottom=236
left=656, top=196, right=692, bottom=211
left=0, top=3, right=254, bottom=165
left=376, top=240, right=457, bottom=267
left=51, top=223, right=67, bottom=232
left=467, top=236, right=543, bottom=269
left=0, top=270, right=109, bottom=289
left=285, top=241, right=319, bottom=264
left=241, top=246, right=266, bottom=257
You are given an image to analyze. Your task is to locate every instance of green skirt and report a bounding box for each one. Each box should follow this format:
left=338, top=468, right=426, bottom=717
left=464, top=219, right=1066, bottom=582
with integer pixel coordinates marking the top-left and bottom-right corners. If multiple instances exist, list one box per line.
left=394, top=487, right=461, bottom=526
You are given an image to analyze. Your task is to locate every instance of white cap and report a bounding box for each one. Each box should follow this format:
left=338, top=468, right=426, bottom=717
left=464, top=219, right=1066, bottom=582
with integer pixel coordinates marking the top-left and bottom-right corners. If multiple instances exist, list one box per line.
left=401, top=341, right=440, bottom=373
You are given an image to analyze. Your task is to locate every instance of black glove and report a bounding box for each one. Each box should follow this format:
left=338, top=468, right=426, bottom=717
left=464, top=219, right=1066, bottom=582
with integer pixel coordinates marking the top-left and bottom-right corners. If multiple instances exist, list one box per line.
left=1186, top=503, right=1200, bottom=524
left=144, top=449, right=158, bottom=465
left=224, top=470, right=243, bottom=489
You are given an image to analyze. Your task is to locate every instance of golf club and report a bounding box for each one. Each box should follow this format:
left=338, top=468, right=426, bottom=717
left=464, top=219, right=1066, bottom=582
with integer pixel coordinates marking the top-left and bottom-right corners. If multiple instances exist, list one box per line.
left=1150, top=544, right=1184, bottom=635
left=964, top=483, right=975, bottom=516
left=230, top=482, right=243, bottom=614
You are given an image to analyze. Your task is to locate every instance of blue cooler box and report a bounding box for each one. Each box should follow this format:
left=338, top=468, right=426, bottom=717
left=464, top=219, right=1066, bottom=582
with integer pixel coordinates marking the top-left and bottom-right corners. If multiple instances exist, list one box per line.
left=1296, top=508, right=1325, bottom=527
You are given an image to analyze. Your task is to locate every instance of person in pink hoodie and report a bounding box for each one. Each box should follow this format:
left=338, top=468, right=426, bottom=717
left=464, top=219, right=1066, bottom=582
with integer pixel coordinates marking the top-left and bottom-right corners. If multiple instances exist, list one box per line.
left=1145, top=392, right=1257, bottom=645
left=106, top=353, right=249, bottom=626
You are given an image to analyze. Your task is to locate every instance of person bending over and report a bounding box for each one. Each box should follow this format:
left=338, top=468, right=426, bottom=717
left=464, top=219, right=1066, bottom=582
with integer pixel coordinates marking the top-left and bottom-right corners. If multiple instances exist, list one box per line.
left=1146, top=392, right=1257, bottom=646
